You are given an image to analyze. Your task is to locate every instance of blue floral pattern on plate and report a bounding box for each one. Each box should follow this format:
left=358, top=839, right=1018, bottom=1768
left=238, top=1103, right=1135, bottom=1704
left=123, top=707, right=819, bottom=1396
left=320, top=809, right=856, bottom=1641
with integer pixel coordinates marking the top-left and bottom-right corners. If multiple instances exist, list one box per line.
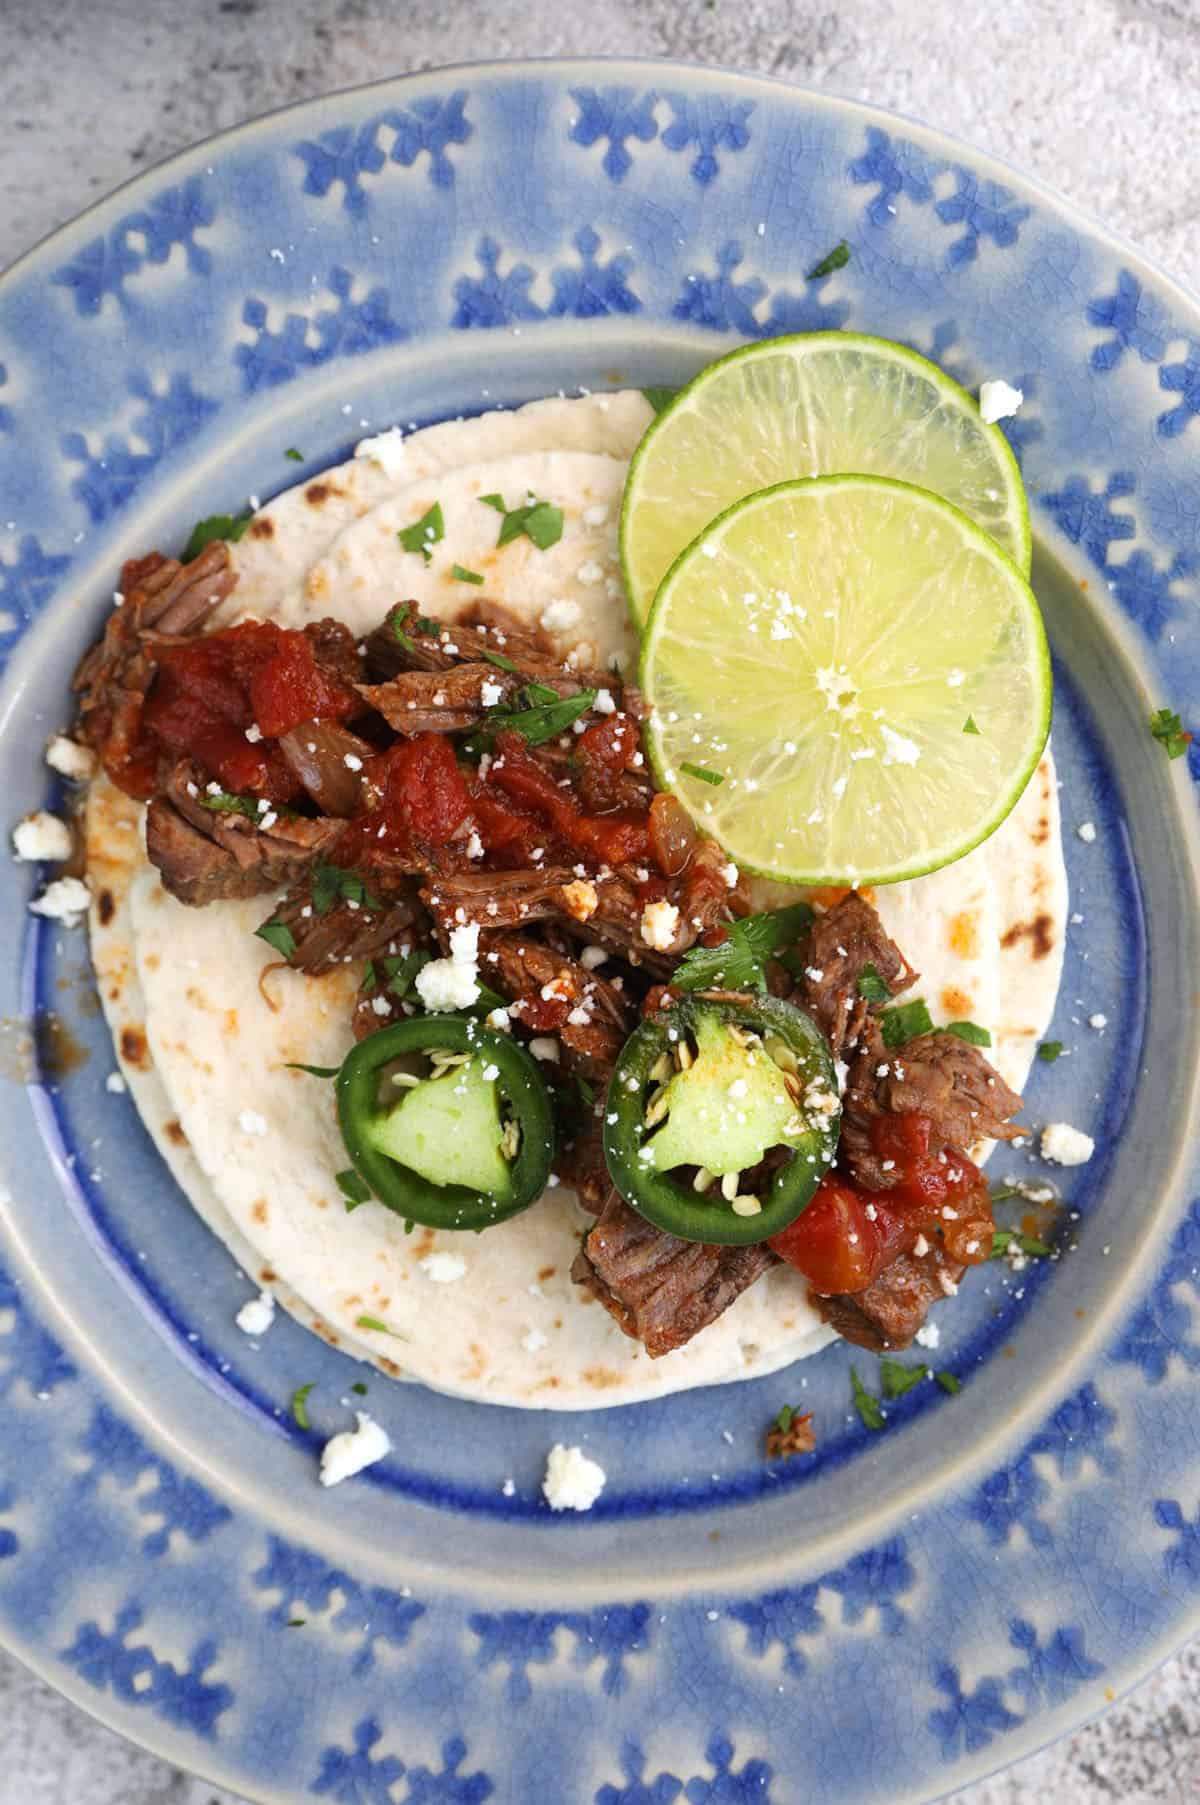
left=1, top=60, right=1199, bottom=1805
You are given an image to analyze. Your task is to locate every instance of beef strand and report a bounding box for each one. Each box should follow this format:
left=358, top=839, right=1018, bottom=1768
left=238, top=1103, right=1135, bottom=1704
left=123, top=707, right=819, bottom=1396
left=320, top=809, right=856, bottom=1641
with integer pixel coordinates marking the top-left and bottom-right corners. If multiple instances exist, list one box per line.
left=813, top=1248, right=966, bottom=1352
left=794, top=891, right=917, bottom=1058
left=145, top=761, right=345, bottom=906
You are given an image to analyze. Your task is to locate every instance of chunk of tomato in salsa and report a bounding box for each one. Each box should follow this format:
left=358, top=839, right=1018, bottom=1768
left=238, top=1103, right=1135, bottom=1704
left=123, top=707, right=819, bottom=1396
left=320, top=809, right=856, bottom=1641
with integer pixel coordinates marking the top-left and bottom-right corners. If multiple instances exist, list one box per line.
left=769, top=1112, right=993, bottom=1293
left=340, top=732, right=472, bottom=860
left=249, top=631, right=361, bottom=739
left=140, top=623, right=300, bottom=801
left=487, top=730, right=652, bottom=868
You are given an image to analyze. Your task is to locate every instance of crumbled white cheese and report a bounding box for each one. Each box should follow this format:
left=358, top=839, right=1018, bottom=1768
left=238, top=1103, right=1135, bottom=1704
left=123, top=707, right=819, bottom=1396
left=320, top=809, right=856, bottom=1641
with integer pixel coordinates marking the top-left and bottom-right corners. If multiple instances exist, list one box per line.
left=979, top=378, right=1024, bottom=424
left=580, top=945, right=609, bottom=970
left=465, top=830, right=485, bottom=860
left=583, top=504, right=609, bottom=527
left=45, top=735, right=95, bottom=781
left=319, top=1412, right=392, bottom=1487
left=237, top=1109, right=268, bottom=1137
left=343, top=753, right=363, bottom=772
left=575, top=561, right=604, bottom=585
left=542, top=1442, right=606, bottom=1511
left=720, top=862, right=739, bottom=889
left=912, top=1233, right=930, bottom=1257
left=502, top=1477, right=516, bottom=1496
left=540, top=598, right=582, bottom=633
left=371, top=994, right=392, bottom=1017
left=481, top=1062, right=500, bottom=1081
left=522, top=1327, right=548, bottom=1353
left=1088, top=1013, right=1107, bottom=1030
left=236, top=1291, right=275, bottom=1336
left=561, top=878, right=598, bottom=921
left=915, top=1322, right=941, bottom=1350
left=354, top=425, right=407, bottom=478
left=12, top=811, right=72, bottom=863
left=105, top=1071, right=127, bottom=1095
left=480, top=679, right=505, bottom=709
left=529, top=1037, right=560, bottom=1063
left=1077, top=821, right=1096, bottom=843
left=415, top=923, right=480, bottom=1011
left=486, top=1006, right=512, bottom=1031
left=420, top=1251, right=467, bottom=1283
left=640, top=899, right=679, bottom=950
left=593, top=687, right=616, bottom=715
left=28, top=875, right=90, bottom=925
left=244, top=723, right=263, bottom=743
left=1041, top=1122, right=1095, bottom=1166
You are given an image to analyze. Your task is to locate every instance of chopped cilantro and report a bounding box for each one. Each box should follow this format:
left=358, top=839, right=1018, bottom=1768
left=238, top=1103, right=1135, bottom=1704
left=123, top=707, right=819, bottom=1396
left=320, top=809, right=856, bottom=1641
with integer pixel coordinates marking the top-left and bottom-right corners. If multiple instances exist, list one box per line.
left=642, top=386, right=678, bottom=414
left=880, top=997, right=934, bottom=1048
left=351, top=1381, right=368, bottom=1396
left=285, top=447, right=304, bottom=462
left=850, top=1366, right=885, bottom=1430
left=311, top=863, right=381, bottom=916
left=1038, top=1040, right=1064, bottom=1063
left=772, top=1403, right=795, bottom=1434
left=479, top=491, right=565, bottom=551
left=879, top=1357, right=930, bottom=1399
left=391, top=624, right=419, bottom=655
left=415, top=618, right=441, bottom=637
left=397, top=501, right=445, bottom=565
left=672, top=902, right=814, bottom=994
left=679, top=762, right=725, bottom=787
left=479, top=646, right=518, bottom=673
left=337, top=1168, right=372, bottom=1209
left=945, top=1020, right=992, bottom=1047
left=1150, top=706, right=1192, bottom=760
left=255, top=919, right=297, bottom=960
left=183, top=511, right=253, bottom=561
left=199, top=790, right=261, bottom=819
left=291, top=1383, right=315, bottom=1430
left=287, top=1618, right=306, bottom=1627
left=807, top=240, right=850, bottom=280
left=452, top=563, right=485, bottom=585
left=469, top=684, right=595, bottom=752
left=989, top=1183, right=1021, bottom=1203
left=355, top=1313, right=400, bottom=1337
left=285, top=1062, right=340, bottom=1078
left=367, top=949, right=432, bottom=999
left=962, top=715, right=981, bottom=736
left=856, top=962, right=889, bottom=1003
left=991, top=1230, right=1052, bottom=1259
left=935, top=1370, right=961, bottom=1395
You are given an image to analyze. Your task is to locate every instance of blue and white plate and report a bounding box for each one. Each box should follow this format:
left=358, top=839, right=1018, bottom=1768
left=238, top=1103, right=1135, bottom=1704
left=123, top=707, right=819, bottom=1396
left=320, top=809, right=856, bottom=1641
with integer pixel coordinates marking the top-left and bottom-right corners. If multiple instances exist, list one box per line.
left=1, top=58, right=1198, bottom=1805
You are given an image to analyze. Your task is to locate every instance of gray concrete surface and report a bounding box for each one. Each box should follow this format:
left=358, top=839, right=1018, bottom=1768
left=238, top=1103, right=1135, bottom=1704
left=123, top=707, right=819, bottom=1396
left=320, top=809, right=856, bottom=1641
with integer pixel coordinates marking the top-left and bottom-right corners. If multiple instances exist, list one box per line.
left=2, top=0, right=1199, bottom=1799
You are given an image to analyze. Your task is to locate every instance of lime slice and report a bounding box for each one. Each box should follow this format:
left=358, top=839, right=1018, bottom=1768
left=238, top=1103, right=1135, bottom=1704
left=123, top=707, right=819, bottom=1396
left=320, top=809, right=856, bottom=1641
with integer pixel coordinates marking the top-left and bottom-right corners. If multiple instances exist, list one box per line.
left=621, top=332, right=1031, bottom=622
left=639, top=475, right=1050, bottom=886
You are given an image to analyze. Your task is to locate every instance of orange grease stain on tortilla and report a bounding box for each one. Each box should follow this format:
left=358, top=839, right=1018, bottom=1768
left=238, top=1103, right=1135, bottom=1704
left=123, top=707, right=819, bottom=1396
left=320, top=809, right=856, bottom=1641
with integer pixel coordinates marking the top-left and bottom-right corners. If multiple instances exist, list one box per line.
left=224, top=1009, right=239, bottom=1036
left=583, top=1367, right=623, bottom=1389
left=144, top=952, right=160, bottom=971
left=252, top=1201, right=268, bottom=1225
left=120, top=1025, right=150, bottom=1069
left=537, top=1265, right=556, bottom=1282
left=462, top=1342, right=488, bottom=1381
left=941, top=985, right=973, bottom=1018
left=1000, top=913, right=1055, bottom=959
left=947, top=911, right=980, bottom=959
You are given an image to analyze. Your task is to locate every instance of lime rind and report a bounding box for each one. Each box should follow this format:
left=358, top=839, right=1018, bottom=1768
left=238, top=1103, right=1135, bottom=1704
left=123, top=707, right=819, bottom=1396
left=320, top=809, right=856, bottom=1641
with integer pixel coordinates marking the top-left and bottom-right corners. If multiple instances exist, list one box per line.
left=621, top=331, right=1032, bottom=625
left=639, top=473, right=1051, bottom=888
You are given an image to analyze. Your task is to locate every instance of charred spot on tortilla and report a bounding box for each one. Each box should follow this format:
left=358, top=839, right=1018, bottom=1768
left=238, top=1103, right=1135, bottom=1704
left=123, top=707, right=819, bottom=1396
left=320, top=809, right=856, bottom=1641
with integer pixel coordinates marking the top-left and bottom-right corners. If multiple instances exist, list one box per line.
left=1000, top=913, right=1055, bottom=959
left=119, top=1025, right=150, bottom=1069
left=97, top=888, right=116, bottom=926
left=305, top=482, right=342, bottom=507
left=164, top=1119, right=188, bottom=1147
left=249, top=516, right=275, bottom=539
left=1033, top=814, right=1051, bottom=845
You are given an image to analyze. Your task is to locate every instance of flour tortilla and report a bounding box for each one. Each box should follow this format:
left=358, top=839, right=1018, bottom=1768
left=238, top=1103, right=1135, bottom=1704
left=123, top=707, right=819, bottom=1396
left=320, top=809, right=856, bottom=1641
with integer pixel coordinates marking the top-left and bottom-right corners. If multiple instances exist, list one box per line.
left=87, top=392, right=1067, bottom=1408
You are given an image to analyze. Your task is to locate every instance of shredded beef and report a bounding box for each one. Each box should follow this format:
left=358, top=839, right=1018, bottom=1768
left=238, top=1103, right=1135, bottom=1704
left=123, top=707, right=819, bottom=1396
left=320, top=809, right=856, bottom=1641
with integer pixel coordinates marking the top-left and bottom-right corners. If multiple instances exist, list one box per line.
left=482, top=933, right=631, bottom=1079
left=303, top=617, right=362, bottom=685
left=73, top=543, right=237, bottom=771
left=145, top=761, right=344, bottom=906
left=841, top=1023, right=1024, bottom=1191
left=262, top=876, right=422, bottom=977
left=572, top=1193, right=777, bottom=1358
left=422, top=868, right=578, bottom=932
left=812, top=1248, right=966, bottom=1351
left=364, top=600, right=611, bottom=692
left=357, top=664, right=522, bottom=735
left=794, top=891, right=917, bottom=1058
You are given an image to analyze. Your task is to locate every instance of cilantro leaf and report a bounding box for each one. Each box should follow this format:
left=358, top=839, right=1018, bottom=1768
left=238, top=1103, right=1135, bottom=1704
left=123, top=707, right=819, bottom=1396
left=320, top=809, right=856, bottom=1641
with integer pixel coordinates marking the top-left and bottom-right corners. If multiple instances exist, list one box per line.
left=398, top=501, right=445, bottom=565
left=291, top=1383, right=315, bottom=1430
left=199, top=790, right=262, bottom=819
left=480, top=491, right=564, bottom=551
left=452, top=564, right=485, bottom=585
left=351, top=1381, right=368, bottom=1396
left=945, top=1020, right=992, bottom=1047
left=415, top=618, right=441, bottom=637
left=469, top=685, right=596, bottom=752
left=963, top=715, right=981, bottom=735
left=880, top=998, right=934, bottom=1047
left=808, top=240, right=850, bottom=280
left=935, top=1370, right=961, bottom=1395
left=991, top=1230, right=1052, bottom=1259
left=1150, top=706, right=1192, bottom=760
left=679, top=762, right=725, bottom=787
left=311, top=863, right=381, bottom=916
left=672, top=902, right=814, bottom=994
left=879, top=1357, right=930, bottom=1399
left=256, top=919, right=297, bottom=960
left=337, top=1168, right=372, bottom=1210
left=1038, top=1040, right=1064, bottom=1063
left=988, top=1183, right=1021, bottom=1204
left=642, top=386, right=678, bottom=414
left=368, top=949, right=432, bottom=999
left=772, top=1403, right=795, bottom=1434
left=355, top=1313, right=403, bottom=1338
left=850, top=1366, right=886, bottom=1430
left=183, top=511, right=254, bottom=561
left=285, top=447, right=303, bottom=462
left=285, top=1062, right=340, bottom=1078
left=288, top=1618, right=306, bottom=1627
left=856, top=962, right=889, bottom=1003
left=479, top=646, right=518, bottom=673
